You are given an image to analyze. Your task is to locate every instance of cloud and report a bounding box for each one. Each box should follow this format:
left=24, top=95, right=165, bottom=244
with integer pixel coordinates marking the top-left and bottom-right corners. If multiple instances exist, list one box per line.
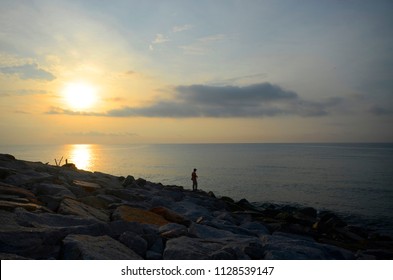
left=180, top=34, right=226, bottom=55
left=45, top=107, right=105, bottom=116
left=106, top=83, right=333, bottom=118
left=198, top=34, right=226, bottom=42
left=369, top=105, right=393, bottom=116
left=150, top=33, right=171, bottom=50
left=0, top=89, right=49, bottom=96
left=208, top=73, right=268, bottom=86
left=172, top=24, right=193, bottom=33
left=65, top=131, right=138, bottom=137
left=152, top=34, right=170, bottom=44
left=45, top=83, right=345, bottom=118
left=0, top=89, right=49, bottom=98
left=0, top=63, right=55, bottom=80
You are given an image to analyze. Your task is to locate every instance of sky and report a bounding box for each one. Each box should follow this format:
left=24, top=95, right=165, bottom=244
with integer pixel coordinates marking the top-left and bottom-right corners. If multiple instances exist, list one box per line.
left=0, top=0, right=392, bottom=145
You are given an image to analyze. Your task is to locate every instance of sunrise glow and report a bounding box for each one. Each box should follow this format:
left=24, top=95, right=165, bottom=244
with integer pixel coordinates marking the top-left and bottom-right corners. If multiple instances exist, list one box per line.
left=63, top=82, right=97, bottom=110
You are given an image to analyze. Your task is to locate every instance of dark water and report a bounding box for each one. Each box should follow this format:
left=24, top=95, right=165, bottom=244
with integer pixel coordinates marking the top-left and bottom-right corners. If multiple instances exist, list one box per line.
left=2, top=143, right=393, bottom=234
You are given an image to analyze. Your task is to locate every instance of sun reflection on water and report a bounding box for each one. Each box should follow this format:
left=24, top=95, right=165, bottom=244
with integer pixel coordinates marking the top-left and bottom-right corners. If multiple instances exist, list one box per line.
left=67, top=144, right=93, bottom=171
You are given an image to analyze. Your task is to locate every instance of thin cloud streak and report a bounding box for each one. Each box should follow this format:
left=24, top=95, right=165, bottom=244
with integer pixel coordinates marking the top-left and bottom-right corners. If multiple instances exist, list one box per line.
left=0, top=63, right=55, bottom=81
left=172, top=24, right=193, bottom=33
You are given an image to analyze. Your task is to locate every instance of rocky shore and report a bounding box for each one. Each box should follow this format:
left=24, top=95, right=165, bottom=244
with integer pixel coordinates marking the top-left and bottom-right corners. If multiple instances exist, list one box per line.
left=1, top=153, right=392, bottom=260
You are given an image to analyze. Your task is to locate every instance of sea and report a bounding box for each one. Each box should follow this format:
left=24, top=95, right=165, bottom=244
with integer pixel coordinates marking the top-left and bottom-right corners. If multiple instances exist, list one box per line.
left=1, top=143, right=393, bottom=235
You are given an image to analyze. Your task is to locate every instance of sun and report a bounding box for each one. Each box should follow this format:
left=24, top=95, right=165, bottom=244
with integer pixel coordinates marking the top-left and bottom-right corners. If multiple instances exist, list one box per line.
left=63, top=82, right=97, bottom=110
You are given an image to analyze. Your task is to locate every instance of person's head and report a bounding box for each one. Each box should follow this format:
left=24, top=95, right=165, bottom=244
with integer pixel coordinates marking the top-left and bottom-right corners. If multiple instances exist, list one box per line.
left=194, top=168, right=197, bottom=172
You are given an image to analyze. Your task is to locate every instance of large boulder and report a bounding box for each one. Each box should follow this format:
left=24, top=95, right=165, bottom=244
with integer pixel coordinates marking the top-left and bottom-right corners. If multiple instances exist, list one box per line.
left=79, top=196, right=109, bottom=210
left=240, top=221, right=270, bottom=236
left=188, top=223, right=237, bottom=239
left=260, top=232, right=354, bottom=260
left=105, top=189, right=146, bottom=202
left=112, top=205, right=169, bottom=226
left=13, top=207, right=109, bottom=236
left=0, top=222, right=65, bottom=259
left=58, top=197, right=109, bottom=222
left=163, top=236, right=263, bottom=260
left=108, top=220, right=145, bottom=239
left=159, top=223, right=188, bottom=239
left=164, top=236, right=224, bottom=259
left=150, top=206, right=190, bottom=225
left=72, top=180, right=101, bottom=193
left=0, top=200, right=48, bottom=212
left=0, top=182, right=40, bottom=204
left=62, top=234, right=143, bottom=260
left=32, top=183, right=76, bottom=200
left=119, top=231, right=148, bottom=257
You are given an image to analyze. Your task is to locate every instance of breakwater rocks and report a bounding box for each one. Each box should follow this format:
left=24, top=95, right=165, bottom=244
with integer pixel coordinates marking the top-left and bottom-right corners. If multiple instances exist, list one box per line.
left=1, top=153, right=392, bottom=260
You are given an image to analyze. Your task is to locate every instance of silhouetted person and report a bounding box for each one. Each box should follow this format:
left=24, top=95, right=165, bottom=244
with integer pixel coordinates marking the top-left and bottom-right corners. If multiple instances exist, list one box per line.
left=191, top=168, right=198, bottom=191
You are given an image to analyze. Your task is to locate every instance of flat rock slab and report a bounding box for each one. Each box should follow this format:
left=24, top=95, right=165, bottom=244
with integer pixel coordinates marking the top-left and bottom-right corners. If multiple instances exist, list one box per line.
left=14, top=207, right=105, bottom=229
left=150, top=206, right=189, bottom=225
left=113, top=205, right=169, bottom=226
left=0, top=200, right=49, bottom=212
left=62, top=234, right=143, bottom=260
left=58, top=198, right=109, bottom=222
left=260, top=233, right=354, bottom=260
left=33, top=183, right=76, bottom=200
left=73, top=180, right=101, bottom=193
left=163, top=235, right=263, bottom=260
left=0, top=183, right=39, bottom=204
left=164, top=236, right=223, bottom=259
left=0, top=227, right=65, bottom=259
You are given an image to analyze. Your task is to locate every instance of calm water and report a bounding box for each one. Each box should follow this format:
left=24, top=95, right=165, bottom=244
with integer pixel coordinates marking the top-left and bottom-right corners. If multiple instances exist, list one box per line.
left=2, top=143, right=393, bottom=234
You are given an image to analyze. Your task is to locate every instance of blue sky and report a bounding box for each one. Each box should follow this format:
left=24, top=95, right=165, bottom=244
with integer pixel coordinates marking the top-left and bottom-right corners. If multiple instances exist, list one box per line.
left=0, top=0, right=392, bottom=144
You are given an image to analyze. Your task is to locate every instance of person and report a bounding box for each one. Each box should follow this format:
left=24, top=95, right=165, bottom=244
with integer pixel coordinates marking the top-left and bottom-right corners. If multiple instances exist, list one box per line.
left=191, top=168, right=198, bottom=191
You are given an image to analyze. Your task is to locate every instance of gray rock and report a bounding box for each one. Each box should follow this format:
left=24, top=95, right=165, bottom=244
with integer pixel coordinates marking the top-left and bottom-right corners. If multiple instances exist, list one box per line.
left=122, top=175, right=135, bottom=187
left=97, top=194, right=122, bottom=204
left=4, top=171, right=55, bottom=186
left=6, top=206, right=110, bottom=236
left=159, top=224, right=188, bottom=239
left=135, top=178, right=147, bottom=186
left=105, top=189, right=146, bottom=203
left=188, top=223, right=236, bottom=239
left=164, top=236, right=223, bottom=259
left=0, top=182, right=39, bottom=203
left=0, top=253, right=31, bottom=260
left=0, top=209, right=20, bottom=230
left=146, top=250, right=162, bottom=260
left=119, top=231, right=148, bottom=257
left=0, top=227, right=64, bottom=259
left=0, top=200, right=49, bottom=212
left=149, top=237, right=164, bottom=254
left=62, top=234, right=143, bottom=260
left=160, top=188, right=185, bottom=202
left=108, top=220, right=145, bottom=238
left=202, top=220, right=257, bottom=237
left=148, top=196, right=174, bottom=208
left=241, top=221, right=270, bottom=236
left=13, top=207, right=108, bottom=233
left=32, top=183, right=76, bottom=200
left=260, top=233, right=354, bottom=260
left=159, top=223, right=187, bottom=234
left=58, top=197, right=109, bottom=222
left=171, top=200, right=213, bottom=221
left=163, top=235, right=262, bottom=260
left=213, top=211, right=238, bottom=224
